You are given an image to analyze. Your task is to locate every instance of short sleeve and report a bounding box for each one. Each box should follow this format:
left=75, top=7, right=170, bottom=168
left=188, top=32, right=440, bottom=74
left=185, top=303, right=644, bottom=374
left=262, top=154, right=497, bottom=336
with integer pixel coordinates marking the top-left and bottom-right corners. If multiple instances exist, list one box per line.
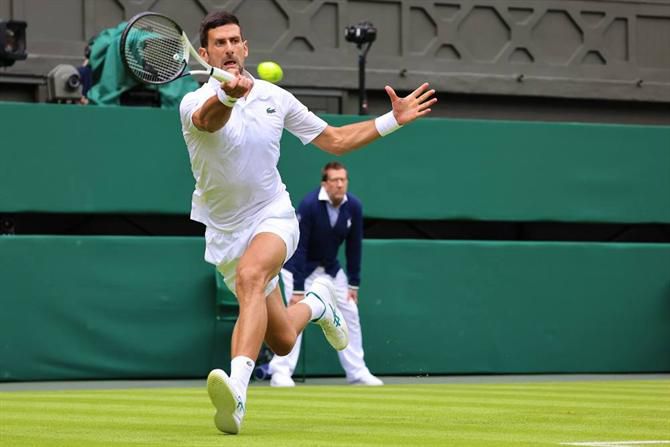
left=179, top=88, right=212, bottom=132
left=282, top=91, right=328, bottom=145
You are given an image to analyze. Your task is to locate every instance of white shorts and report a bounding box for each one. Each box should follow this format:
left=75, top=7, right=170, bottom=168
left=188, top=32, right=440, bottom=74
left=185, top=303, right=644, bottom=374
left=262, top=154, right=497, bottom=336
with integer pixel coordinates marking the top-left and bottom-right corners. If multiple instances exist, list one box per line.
left=204, top=193, right=299, bottom=297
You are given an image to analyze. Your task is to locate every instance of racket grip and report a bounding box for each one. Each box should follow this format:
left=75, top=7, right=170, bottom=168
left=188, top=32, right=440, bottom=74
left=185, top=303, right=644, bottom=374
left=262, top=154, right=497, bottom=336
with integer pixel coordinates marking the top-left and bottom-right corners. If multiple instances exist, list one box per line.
left=211, top=66, right=235, bottom=83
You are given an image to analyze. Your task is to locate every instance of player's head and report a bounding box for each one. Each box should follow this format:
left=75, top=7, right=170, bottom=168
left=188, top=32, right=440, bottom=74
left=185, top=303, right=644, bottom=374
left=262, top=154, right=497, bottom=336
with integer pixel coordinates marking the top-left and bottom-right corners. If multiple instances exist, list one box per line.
left=198, top=11, right=248, bottom=76
left=321, top=161, right=348, bottom=206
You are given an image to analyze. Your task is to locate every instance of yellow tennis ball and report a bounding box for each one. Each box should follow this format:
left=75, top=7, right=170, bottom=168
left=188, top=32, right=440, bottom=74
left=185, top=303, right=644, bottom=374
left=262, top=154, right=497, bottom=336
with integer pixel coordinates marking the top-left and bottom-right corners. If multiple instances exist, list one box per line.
left=257, top=61, right=283, bottom=83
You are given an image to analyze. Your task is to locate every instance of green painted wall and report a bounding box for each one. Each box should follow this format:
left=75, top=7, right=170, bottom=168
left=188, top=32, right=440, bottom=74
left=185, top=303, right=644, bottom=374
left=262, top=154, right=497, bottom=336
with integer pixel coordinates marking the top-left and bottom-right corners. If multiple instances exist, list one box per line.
left=0, top=236, right=220, bottom=381
left=1, top=103, right=668, bottom=222
left=302, top=240, right=670, bottom=376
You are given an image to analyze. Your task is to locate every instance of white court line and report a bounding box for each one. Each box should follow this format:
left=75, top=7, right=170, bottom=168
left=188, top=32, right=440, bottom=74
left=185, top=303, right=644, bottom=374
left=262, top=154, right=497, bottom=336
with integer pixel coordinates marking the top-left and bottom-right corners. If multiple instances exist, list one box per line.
left=560, top=442, right=670, bottom=447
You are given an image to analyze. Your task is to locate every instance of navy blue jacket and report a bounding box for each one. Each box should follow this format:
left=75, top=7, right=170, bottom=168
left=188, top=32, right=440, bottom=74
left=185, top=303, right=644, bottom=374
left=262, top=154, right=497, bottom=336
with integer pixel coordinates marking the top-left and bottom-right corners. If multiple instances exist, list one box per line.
left=284, top=188, right=363, bottom=292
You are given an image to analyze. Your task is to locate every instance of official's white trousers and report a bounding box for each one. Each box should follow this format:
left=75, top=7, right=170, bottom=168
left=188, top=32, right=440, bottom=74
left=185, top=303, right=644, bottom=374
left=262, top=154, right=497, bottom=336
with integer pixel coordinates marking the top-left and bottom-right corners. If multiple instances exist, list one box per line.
left=268, top=267, right=372, bottom=382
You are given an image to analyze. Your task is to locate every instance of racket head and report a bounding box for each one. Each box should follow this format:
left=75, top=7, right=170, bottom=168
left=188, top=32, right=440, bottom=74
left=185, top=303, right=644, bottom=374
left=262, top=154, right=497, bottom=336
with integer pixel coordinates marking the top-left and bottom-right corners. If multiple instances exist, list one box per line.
left=120, top=12, right=189, bottom=85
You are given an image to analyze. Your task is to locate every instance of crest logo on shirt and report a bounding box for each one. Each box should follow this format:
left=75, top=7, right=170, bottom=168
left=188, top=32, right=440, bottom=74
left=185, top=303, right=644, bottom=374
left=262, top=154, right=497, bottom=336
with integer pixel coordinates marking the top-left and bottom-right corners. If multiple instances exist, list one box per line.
left=347, top=218, right=352, bottom=228
left=266, top=107, right=276, bottom=114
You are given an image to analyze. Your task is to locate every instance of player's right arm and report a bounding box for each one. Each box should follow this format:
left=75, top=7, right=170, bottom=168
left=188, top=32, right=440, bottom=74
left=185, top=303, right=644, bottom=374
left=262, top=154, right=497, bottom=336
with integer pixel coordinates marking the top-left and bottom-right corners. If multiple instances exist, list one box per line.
left=191, top=76, right=252, bottom=132
left=191, top=94, right=233, bottom=132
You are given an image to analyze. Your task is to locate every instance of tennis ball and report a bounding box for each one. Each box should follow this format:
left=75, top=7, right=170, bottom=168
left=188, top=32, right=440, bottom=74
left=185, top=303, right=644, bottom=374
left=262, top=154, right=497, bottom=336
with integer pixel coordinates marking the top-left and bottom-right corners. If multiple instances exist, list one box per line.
left=257, top=61, right=283, bottom=83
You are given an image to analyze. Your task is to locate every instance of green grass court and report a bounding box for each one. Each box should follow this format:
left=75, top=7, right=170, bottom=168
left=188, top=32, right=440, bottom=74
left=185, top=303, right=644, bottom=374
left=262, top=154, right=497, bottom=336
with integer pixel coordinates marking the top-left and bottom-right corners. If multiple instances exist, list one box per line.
left=1, top=378, right=668, bottom=446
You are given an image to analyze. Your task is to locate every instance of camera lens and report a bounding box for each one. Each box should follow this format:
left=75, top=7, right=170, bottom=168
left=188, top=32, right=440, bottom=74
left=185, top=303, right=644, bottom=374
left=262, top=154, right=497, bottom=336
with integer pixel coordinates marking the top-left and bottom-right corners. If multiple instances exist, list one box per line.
left=66, top=73, right=81, bottom=90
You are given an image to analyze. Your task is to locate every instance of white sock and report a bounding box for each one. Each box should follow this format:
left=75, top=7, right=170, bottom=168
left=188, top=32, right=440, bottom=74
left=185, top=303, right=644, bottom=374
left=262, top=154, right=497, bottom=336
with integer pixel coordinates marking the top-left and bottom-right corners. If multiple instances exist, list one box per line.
left=230, top=356, right=254, bottom=399
left=301, top=292, right=326, bottom=321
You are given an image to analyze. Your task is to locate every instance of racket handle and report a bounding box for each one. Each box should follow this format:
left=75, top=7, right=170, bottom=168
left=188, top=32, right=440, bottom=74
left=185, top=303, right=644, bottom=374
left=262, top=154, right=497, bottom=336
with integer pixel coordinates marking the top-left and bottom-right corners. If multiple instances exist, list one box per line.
left=211, top=66, right=235, bottom=83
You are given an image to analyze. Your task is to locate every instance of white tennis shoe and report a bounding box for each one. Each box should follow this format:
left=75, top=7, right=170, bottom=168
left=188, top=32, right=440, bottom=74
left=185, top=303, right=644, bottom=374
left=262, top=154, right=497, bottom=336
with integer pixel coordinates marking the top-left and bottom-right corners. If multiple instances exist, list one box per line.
left=348, top=372, right=384, bottom=386
left=270, top=372, right=296, bottom=387
left=309, top=276, right=349, bottom=351
left=207, top=369, right=245, bottom=434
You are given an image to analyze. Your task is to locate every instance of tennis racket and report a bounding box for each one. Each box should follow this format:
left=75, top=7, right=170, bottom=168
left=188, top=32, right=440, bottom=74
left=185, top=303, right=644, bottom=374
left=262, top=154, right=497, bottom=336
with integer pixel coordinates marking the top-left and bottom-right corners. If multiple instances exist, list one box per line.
left=120, top=12, right=234, bottom=85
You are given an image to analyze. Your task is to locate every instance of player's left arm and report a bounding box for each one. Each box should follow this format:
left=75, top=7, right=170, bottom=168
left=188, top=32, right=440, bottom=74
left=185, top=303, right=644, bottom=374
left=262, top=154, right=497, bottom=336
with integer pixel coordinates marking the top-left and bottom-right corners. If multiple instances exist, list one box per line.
left=345, top=198, right=363, bottom=303
left=312, top=83, right=436, bottom=155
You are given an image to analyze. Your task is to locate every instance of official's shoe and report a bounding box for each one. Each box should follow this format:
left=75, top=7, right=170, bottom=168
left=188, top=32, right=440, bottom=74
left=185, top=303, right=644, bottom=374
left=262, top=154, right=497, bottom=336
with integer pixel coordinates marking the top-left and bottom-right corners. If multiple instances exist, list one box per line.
left=349, top=372, right=384, bottom=386
left=270, top=373, right=295, bottom=387
left=207, top=369, right=245, bottom=434
left=309, top=276, right=349, bottom=351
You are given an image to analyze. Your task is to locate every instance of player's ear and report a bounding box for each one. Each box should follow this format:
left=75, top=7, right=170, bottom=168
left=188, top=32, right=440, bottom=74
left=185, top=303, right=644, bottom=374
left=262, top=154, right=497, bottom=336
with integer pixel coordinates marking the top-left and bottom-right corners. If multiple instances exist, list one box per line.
left=198, top=47, right=209, bottom=63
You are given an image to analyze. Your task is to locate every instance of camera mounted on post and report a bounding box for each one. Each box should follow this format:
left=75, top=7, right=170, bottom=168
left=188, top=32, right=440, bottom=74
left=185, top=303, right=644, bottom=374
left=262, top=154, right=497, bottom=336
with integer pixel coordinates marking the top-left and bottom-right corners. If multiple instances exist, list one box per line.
left=344, top=21, right=377, bottom=47
left=343, top=21, right=377, bottom=115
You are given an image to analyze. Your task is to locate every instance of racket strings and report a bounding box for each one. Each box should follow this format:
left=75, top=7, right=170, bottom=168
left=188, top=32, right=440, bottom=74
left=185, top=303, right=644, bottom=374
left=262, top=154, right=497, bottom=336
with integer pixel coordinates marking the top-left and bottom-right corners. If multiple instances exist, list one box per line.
left=123, top=16, right=187, bottom=83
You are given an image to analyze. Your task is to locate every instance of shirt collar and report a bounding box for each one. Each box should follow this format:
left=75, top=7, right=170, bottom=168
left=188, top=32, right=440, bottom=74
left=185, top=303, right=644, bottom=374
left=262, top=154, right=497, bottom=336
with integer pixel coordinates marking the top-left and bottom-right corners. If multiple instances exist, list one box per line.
left=319, top=186, right=348, bottom=207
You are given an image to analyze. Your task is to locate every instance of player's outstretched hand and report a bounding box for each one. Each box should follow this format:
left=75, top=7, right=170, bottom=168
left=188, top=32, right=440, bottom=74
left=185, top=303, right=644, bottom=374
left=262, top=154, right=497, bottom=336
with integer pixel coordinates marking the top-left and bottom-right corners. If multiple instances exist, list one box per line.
left=385, top=83, right=437, bottom=125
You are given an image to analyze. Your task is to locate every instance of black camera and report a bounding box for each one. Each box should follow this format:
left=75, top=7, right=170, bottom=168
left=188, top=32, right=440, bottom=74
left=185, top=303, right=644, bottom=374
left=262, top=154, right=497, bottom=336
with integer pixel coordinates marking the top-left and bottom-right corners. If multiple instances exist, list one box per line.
left=0, top=20, right=27, bottom=67
left=344, top=21, right=377, bottom=45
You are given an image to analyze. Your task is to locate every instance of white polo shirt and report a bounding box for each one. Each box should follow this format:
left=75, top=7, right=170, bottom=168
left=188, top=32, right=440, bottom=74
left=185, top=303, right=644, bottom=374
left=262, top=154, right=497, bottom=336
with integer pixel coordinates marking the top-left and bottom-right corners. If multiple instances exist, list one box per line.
left=179, top=75, right=327, bottom=232
left=319, top=186, right=348, bottom=227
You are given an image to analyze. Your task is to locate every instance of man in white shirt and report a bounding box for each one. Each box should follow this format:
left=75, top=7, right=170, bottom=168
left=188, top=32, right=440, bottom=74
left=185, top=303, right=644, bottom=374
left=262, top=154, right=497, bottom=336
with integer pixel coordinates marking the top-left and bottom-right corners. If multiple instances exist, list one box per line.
left=179, top=10, right=436, bottom=435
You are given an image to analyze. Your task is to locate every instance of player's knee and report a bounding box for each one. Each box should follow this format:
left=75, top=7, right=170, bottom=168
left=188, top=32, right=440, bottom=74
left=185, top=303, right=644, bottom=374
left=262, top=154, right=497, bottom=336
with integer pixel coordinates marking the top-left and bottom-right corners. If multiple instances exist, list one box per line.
left=267, top=331, right=296, bottom=356
left=272, top=344, right=291, bottom=357
left=236, top=264, right=266, bottom=292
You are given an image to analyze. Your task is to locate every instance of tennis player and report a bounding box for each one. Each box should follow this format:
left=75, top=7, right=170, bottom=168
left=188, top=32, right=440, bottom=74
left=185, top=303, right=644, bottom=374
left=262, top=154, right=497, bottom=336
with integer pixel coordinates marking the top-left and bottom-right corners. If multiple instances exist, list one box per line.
left=179, top=10, right=436, bottom=434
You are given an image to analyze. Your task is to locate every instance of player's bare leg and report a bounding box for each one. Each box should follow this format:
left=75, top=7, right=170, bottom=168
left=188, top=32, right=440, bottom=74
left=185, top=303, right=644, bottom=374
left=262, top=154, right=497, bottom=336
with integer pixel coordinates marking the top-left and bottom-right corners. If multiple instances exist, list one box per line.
left=232, top=233, right=286, bottom=358
left=265, top=286, right=310, bottom=355
left=208, top=233, right=348, bottom=434
left=208, top=232, right=286, bottom=435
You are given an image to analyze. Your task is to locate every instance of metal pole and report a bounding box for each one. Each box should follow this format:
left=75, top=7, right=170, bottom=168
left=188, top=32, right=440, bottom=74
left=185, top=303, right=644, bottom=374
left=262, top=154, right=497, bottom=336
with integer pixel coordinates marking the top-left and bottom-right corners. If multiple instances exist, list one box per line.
left=358, top=51, right=367, bottom=115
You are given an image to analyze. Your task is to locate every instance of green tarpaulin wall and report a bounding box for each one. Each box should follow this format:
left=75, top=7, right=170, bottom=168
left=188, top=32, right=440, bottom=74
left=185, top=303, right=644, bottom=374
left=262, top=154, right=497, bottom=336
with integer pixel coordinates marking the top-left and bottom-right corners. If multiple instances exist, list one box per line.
left=1, top=237, right=669, bottom=381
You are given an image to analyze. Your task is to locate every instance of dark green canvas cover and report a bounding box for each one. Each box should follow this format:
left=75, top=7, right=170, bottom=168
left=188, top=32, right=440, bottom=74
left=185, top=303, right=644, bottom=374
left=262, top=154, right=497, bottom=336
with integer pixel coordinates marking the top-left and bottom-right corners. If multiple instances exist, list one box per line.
left=87, top=22, right=199, bottom=108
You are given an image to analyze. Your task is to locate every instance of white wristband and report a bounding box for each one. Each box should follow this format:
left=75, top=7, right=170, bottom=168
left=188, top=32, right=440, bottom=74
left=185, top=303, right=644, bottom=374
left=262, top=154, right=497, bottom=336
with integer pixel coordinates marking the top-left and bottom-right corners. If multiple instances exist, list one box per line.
left=374, top=111, right=402, bottom=136
left=216, top=87, right=237, bottom=108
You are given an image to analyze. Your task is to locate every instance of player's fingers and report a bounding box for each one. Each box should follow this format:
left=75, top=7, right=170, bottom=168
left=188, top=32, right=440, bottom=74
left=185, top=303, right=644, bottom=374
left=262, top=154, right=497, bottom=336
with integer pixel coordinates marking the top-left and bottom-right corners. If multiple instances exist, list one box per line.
left=385, top=85, right=399, bottom=102
left=417, top=89, right=436, bottom=103
left=417, top=108, right=433, bottom=117
left=222, top=76, right=239, bottom=91
left=409, top=82, right=430, bottom=98
left=243, top=78, right=255, bottom=94
left=240, top=76, right=253, bottom=89
left=418, top=98, right=438, bottom=110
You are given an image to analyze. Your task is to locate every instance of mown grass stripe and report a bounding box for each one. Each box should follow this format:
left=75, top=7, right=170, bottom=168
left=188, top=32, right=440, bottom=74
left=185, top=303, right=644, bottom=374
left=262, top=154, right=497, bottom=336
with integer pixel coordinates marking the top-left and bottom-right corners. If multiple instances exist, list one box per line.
left=1, top=380, right=668, bottom=447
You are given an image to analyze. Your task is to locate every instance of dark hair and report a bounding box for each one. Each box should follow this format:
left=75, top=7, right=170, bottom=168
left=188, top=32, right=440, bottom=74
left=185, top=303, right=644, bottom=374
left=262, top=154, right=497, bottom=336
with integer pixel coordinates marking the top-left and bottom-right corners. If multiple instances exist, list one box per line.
left=321, top=161, right=347, bottom=181
left=199, top=11, right=241, bottom=48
